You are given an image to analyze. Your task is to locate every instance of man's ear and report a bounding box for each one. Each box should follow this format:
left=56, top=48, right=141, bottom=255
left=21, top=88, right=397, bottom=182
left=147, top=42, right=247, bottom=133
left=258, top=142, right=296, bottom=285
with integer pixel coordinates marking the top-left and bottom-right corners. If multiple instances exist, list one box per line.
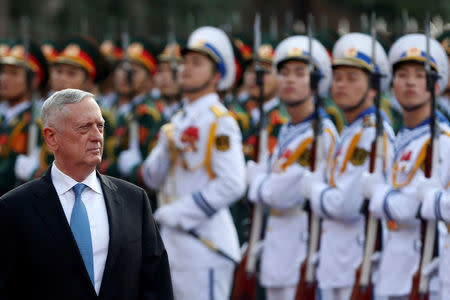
left=43, top=127, right=58, bottom=153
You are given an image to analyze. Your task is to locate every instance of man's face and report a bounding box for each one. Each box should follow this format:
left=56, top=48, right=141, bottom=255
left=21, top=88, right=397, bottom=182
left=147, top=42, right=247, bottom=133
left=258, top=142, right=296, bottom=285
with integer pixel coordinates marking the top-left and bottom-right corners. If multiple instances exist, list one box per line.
left=52, top=97, right=104, bottom=171
left=277, top=60, right=311, bottom=104
left=155, top=61, right=179, bottom=97
left=246, top=61, right=277, bottom=100
left=0, top=64, right=28, bottom=101
left=114, top=61, right=151, bottom=96
left=179, top=52, right=217, bottom=92
left=331, top=66, right=370, bottom=111
left=393, top=62, right=431, bottom=111
left=50, top=63, right=88, bottom=91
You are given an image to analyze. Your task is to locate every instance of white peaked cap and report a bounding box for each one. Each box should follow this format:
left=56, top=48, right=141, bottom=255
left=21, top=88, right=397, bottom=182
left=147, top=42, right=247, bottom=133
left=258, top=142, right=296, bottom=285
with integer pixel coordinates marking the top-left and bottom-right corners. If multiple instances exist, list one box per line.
left=184, top=26, right=236, bottom=91
left=273, top=35, right=332, bottom=97
left=388, top=33, right=449, bottom=95
left=332, top=32, right=391, bottom=92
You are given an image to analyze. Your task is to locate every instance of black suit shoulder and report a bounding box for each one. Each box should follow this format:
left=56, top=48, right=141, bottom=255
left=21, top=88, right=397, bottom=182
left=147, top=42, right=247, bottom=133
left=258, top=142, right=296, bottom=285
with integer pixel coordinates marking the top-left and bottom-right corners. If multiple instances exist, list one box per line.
left=0, top=177, right=48, bottom=209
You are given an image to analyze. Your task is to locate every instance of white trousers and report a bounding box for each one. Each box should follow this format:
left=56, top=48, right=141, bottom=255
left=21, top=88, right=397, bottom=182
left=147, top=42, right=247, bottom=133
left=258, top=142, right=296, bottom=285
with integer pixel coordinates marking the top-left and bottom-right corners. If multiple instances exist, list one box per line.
left=171, top=265, right=234, bottom=300
left=320, top=287, right=352, bottom=300
left=266, top=286, right=297, bottom=300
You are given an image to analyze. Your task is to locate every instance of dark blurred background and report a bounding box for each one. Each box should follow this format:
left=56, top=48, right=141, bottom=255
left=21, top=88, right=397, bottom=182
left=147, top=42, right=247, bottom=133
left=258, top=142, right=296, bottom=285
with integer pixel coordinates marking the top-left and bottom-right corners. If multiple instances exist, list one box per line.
left=0, top=0, right=448, bottom=42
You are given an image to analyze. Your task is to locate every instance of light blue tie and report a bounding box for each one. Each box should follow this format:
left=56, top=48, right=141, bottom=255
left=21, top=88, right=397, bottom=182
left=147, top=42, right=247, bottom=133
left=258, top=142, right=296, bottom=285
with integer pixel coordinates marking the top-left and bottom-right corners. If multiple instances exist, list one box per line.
left=71, top=183, right=94, bottom=286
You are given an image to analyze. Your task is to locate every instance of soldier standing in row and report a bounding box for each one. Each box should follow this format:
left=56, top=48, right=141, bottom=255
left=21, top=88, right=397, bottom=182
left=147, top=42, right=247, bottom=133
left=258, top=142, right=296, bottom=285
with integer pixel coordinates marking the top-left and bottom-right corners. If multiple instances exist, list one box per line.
left=141, top=26, right=246, bottom=300
left=243, top=40, right=289, bottom=160
left=363, top=33, right=449, bottom=300
left=247, top=35, right=338, bottom=300
left=155, top=40, right=183, bottom=122
left=298, top=32, right=395, bottom=300
left=0, top=39, right=48, bottom=195
left=100, top=37, right=164, bottom=186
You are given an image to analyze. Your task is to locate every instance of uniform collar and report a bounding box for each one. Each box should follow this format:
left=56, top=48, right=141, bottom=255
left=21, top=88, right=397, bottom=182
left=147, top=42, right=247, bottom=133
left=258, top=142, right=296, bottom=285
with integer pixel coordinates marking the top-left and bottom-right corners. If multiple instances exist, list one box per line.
left=3, top=100, right=31, bottom=125
left=51, top=163, right=102, bottom=197
left=183, top=92, right=219, bottom=116
left=263, top=97, right=280, bottom=113
left=347, top=106, right=375, bottom=126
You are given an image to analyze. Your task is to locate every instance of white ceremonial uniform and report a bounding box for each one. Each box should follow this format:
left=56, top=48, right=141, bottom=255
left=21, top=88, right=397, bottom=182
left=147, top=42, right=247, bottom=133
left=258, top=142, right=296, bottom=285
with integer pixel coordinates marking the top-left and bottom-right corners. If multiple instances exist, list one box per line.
left=248, top=113, right=338, bottom=299
left=308, top=107, right=394, bottom=293
left=369, top=116, right=449, bottom=298
left=142, top=92, right=246, bottom=300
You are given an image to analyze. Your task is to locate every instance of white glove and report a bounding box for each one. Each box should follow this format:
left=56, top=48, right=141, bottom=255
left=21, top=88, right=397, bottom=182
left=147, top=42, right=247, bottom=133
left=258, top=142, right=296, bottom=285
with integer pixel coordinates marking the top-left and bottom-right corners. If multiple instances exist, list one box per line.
left=246, top=160, right=268, bottom=185
left=417, top=176, right=442, bottom=203
left=118, top=147, right=143, bottom=177
left=418, top=176, right=443, bottom=220
left=299, top=159, right=327, bottom=199
left=14, top=148, right=40, bottom=181
left=361, top=170, right=385, bottom=199
left=154, top=204, right=180, bottom=228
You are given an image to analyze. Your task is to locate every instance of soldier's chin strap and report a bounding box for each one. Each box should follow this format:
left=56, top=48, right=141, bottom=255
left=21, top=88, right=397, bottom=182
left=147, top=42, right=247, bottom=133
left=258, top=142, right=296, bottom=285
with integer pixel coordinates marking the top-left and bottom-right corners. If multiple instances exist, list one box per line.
left=282, top=92, right=312, bottom=107
left=181, top=71, right=217, bottom=95
left=341, top=86, right=370, bottom=113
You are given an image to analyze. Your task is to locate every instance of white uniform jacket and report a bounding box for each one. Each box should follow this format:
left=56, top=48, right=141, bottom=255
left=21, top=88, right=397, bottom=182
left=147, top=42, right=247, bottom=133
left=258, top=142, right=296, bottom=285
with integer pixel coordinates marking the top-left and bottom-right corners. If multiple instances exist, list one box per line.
left=142, top=93, right=246, bottom=269
left=248, top=112, right=338, bottom=288
left=309, top=106, right=395, bottom=289
left=370, top=114, right=449, bottom=296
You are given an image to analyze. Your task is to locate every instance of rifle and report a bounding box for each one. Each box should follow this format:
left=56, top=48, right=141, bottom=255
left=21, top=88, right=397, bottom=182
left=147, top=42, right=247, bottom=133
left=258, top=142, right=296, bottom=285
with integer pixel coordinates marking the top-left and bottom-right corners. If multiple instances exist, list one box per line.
left=295, top=14, right=322, bottom=300
left=121, top=30, right=139, bottom=151
left=20, top=16, right=38, bottom=156
left=186, top=230, right=239, bottom=265
left=168, top=15, right=178, bottom=82
left=231, top=13, right=267, bottom=300
left=410, top=13, right=440, bottom=300
left=350, top=12, right=384, bottom=300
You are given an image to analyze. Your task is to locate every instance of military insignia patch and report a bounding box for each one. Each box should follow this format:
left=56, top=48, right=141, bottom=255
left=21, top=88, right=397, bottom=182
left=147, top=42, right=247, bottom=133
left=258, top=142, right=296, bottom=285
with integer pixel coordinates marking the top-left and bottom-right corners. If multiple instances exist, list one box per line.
left=350, top=147, right=369, bottom=166
left=297, top=148, right=311, bottom=167
left=215, top=135, right=230, bottom=151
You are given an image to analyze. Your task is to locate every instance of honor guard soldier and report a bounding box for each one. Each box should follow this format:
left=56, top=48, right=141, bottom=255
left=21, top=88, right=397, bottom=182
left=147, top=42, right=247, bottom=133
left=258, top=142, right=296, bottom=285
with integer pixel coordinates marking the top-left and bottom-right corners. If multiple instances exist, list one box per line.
left=436, top=30, right=450, bottom=121
left=100, top=37, right=164, bottom=185
left=155, top=40, right=183, bottom=122
left=247, top=35, right=337, bottom=300
left=298, top=32, right=395, bottom=300
left=98, top=38, right=124, bottom=111
left=243, top=39, right=289, bottom=160
left=362, top=33, right=449, bottom=300
left=141, top=26, right=246, bottom=300
left=0, top=39, right=48, bottom=195
left=0, top=39, right=11, bottom=116
left=223, top=36, right=252, bottom=142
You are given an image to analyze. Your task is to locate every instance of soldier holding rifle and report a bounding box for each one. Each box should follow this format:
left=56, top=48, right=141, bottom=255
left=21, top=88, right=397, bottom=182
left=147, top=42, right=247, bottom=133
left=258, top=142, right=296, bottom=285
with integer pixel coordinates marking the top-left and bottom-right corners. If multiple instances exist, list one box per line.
left=141, top=26, right=245, bottom=300
left=299, top=32, right=394, bottom=300
left=362, top=32, right=448, bottom=299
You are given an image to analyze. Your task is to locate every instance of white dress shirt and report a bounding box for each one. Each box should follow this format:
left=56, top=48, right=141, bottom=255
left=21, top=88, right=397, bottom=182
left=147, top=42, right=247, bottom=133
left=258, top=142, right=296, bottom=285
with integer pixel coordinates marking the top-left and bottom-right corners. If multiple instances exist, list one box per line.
left=51, top=164, right=109, bottom=295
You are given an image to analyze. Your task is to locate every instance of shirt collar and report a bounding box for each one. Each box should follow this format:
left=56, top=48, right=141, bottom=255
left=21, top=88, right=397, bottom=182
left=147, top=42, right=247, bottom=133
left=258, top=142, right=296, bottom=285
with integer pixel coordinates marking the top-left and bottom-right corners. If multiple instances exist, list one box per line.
left=51, top=163, right=102, bottom=196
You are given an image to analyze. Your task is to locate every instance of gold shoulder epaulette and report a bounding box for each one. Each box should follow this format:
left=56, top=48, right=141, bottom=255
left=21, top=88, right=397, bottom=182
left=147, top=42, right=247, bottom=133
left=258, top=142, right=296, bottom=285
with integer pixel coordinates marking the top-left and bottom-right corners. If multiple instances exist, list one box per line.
left=210, top=105, right=227, bottom=118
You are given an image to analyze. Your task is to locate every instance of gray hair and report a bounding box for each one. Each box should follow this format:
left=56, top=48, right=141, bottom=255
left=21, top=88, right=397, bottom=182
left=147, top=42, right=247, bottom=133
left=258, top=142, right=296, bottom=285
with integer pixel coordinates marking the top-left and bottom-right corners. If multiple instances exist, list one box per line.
left=41, top=88, right=95, bottom=128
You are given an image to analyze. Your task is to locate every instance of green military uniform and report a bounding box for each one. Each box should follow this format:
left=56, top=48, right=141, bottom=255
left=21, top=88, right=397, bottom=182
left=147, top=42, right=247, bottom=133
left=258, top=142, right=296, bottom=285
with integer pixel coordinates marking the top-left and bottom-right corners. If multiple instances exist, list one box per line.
left=0, top=39, right=48, bottom=195
left=100, top=37, right=164, bottom=192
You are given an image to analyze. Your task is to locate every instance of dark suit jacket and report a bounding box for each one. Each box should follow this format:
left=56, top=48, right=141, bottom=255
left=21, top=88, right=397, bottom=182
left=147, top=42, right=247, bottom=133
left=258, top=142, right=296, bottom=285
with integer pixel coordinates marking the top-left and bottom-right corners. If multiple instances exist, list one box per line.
left=0, top=167, right=174, bottom=300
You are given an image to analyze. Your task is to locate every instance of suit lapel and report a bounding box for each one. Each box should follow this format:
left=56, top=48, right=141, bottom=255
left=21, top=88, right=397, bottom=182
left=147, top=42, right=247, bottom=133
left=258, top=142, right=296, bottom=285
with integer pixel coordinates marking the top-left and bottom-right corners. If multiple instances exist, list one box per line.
left=32, top=166, right=98, bottom=298
left=97, top=172, right=123, bottom=298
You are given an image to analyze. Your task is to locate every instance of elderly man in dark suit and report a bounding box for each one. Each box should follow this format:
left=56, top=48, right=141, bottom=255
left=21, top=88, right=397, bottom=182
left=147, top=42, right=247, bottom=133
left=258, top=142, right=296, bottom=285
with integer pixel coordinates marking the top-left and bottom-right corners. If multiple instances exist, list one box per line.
left=0, top=88, right=174, bottom=300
